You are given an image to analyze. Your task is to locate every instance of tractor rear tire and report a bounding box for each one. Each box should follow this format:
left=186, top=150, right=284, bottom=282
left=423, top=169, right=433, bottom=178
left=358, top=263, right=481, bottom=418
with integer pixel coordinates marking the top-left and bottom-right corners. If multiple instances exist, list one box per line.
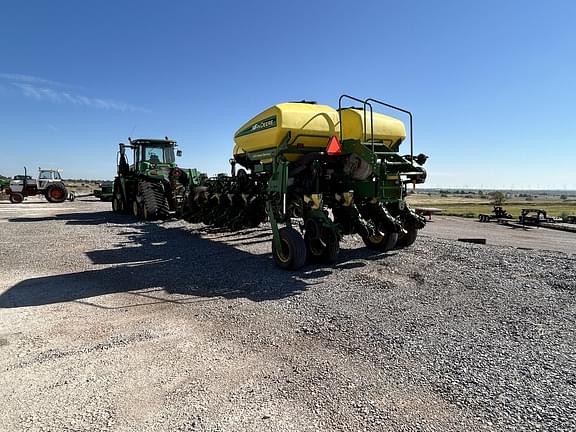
left=395, top=226, right=418, bottom=248
left=362, top=231, right=398, bottom=252
left=45, top=184, right=68, bottom=203
left=272, top=227, right=307, bottom=270
left=10, top=193, right=24, bottom=204
left=139, top=181, right=170, bottom=220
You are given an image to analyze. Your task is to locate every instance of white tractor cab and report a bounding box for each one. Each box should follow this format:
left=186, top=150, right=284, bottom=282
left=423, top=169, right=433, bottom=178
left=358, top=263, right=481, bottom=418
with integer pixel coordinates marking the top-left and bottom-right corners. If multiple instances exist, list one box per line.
left=7, top=167, right=74, bottom=204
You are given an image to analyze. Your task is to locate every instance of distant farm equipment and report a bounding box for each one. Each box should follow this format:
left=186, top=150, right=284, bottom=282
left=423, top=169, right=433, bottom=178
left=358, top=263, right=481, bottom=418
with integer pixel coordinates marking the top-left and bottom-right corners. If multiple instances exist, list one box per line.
left=478, top=206, right=513, bottom=222
left=518, top=208, right=550, bottom=226
left=0, top=177, right=9, bottom=190
left=5, top=168, right=75, bottom=204
left=415, top=207, right=442, bottom=220
left=477, top=206, right=576, bottom=233
left=94, top=181, right=113, bottom=201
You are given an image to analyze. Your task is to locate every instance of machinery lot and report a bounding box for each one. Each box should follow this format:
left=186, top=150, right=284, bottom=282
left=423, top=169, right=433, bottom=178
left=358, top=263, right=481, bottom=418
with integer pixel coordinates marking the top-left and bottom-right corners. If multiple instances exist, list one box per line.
left=1, top=198, right=575, bottom=431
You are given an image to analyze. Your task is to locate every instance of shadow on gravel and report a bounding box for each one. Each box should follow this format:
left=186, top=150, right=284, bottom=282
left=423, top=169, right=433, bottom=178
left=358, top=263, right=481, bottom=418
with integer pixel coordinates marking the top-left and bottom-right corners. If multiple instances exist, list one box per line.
left=8, top=211, right=135, bottom=225
left=338, top=246, right=399, bottom=263
left=1, top=211, right=310, bottom=308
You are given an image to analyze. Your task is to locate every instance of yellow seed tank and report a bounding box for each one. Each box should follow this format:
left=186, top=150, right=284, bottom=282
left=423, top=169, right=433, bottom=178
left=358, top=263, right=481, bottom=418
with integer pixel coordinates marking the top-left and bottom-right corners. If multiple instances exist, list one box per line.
left=233, top=102, right=339, bottom=159
left=340, top=109, right=406, bottom=150
left=233, top=102, right=407, bottom=163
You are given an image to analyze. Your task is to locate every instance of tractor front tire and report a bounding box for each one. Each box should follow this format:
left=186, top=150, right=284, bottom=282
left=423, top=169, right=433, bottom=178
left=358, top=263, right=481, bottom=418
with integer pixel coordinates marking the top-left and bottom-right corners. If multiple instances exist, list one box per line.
left=45, top=184, right=68, bottom=203
left=362, top=231, right=398, bottom=252
left=10, top=193, right=24, bottom=204
left=272, top=227, right=307, bottom=270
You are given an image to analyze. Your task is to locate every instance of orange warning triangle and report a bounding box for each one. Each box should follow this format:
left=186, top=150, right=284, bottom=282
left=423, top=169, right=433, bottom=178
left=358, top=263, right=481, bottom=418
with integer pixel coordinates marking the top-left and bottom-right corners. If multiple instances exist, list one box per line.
left=326, top=136, right=342, bottom=155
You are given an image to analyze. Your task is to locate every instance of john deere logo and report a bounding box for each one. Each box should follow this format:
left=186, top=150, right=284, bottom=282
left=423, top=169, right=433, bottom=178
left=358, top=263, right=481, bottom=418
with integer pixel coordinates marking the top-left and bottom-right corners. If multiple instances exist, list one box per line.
left=235, top=115, right=277, bottom=137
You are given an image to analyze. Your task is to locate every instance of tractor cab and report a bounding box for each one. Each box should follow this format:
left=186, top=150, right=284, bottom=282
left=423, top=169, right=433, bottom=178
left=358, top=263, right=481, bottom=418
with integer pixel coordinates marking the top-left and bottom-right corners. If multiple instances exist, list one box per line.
left=37, top=169, right=62, bottom=189
left=118, top=138, right=181, bottom=177
left=10, top=168, right=62, bottom=190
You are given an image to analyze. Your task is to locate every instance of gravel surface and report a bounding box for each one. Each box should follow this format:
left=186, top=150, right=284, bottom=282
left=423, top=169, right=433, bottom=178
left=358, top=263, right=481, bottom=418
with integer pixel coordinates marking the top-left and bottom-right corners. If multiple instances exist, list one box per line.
left=423, top=216, right=576, bottom=254
left=1, top=199, right=575, bottom=431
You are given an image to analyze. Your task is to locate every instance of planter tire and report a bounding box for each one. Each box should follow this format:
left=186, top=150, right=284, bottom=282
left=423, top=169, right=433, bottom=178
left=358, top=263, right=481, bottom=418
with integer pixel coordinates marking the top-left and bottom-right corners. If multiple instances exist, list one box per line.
left=362, top=231, right=398, bottom=252
left=396, top=226, right=418, bottom=248
left=272, top=227, right=307, bottom=270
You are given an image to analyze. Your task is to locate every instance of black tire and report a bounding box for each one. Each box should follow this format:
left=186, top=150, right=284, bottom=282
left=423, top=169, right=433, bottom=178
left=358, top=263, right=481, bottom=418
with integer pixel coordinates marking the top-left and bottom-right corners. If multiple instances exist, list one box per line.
left=112, top=196, right=124, bottom=213
left=112, top=180, right=120, bottom=213
left=68, top=192, right=76, bottom=202
left=112, top=179, right=129, bottom=213
left=45, top=184, right=68, bottom=203
left=272, top=227, right=307, bottom=270
left=304, top=232, right=340, bottom=264
left=139, top=181, right=170, bottom=220
left=396, top=226, right=418, bottom=248
left=362, top=231, right=398, bottom=251
left=132, top=200, right=141, bottom=219
left=10, top=193, right=24, bottom=204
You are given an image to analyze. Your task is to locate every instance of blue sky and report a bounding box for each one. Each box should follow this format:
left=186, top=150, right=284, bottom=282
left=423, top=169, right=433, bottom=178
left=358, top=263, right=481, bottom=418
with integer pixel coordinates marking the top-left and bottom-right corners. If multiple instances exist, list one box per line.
left=1, top=0, right=574, bottom=189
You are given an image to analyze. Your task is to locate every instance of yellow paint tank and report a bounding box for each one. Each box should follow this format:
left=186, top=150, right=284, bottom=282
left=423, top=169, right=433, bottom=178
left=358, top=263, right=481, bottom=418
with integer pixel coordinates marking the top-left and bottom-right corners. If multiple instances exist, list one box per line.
left=233, top=102, right=340, bottom=160
left=340, top=109, right=406, bottom=149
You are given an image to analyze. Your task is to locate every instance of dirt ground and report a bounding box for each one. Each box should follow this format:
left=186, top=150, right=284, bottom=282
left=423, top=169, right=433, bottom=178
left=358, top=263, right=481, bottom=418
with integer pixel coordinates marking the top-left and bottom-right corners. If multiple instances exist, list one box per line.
left=1, top=198, right=574, bottom=431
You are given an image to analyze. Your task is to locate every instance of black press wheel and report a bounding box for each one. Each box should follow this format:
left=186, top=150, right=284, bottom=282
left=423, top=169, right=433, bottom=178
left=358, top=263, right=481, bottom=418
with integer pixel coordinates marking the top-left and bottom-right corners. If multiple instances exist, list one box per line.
left=272, top=227, right=307, bottom=270
left=304, top=232, right=340, bottom=264
left=10, top=193, right=24, bottom=204
left=362, top=230, right=398, bottom=252
left=395, top=225, right=418, bottom=248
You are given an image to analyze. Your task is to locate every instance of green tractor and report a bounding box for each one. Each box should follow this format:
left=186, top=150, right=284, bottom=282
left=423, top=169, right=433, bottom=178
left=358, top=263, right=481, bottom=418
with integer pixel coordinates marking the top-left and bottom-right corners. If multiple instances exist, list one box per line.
left=112, top=137, right=202, bottom=220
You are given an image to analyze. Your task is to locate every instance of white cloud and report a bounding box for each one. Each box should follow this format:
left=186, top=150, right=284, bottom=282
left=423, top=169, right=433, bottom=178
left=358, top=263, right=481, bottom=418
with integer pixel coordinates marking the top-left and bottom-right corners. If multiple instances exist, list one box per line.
left=0, top=73, right=70, bottom=88
left=11, top=82, right=148, bottom=112
left=1, top=73, right=148, bottom=113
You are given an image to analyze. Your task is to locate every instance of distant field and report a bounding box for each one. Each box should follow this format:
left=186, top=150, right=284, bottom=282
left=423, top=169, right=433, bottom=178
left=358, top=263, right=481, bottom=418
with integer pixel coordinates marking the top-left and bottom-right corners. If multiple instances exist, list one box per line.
left=407, top=194, right=576, bottom=218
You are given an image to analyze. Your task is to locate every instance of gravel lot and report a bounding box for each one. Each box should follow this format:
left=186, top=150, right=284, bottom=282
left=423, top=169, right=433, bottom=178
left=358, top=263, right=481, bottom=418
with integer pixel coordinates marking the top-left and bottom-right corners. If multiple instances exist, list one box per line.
left=1, top=198, right=575, bottom=431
